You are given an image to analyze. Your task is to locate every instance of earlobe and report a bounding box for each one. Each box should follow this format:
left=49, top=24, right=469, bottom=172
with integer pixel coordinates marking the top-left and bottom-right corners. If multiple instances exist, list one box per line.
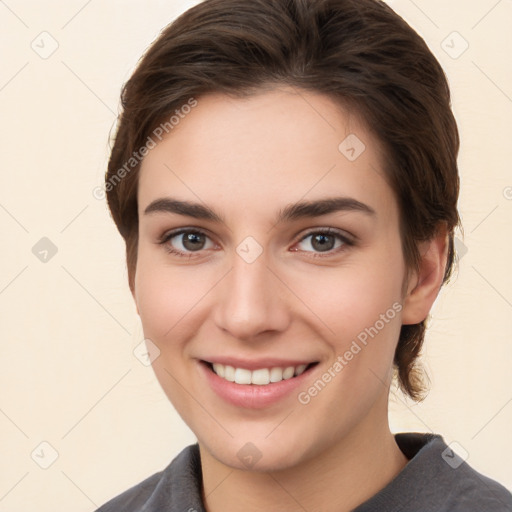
left=401, top=227, right=449, bottom=325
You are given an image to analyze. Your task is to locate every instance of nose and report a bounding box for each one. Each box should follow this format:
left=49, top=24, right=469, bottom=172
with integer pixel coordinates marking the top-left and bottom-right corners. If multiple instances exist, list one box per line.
left=213, top=251, right=290, bottom=341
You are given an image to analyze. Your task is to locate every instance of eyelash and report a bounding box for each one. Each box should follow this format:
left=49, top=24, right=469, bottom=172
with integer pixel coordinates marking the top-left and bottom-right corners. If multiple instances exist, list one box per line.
left=157, top=227, right=355, bottom=259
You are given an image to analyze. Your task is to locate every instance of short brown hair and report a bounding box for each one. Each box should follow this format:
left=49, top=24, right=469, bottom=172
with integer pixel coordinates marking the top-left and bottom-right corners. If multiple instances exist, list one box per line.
left=105, top=0, right=461, bottom=401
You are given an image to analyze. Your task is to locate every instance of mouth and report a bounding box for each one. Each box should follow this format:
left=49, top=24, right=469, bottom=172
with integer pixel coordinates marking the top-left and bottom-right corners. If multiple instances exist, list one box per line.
left=201, top=360, right=319, bottom=385
left=198, top=357, right=320, bottom=408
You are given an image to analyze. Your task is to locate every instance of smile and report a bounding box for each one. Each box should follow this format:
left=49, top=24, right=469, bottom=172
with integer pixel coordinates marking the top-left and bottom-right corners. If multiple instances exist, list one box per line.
left=209, top=362, right=311, bottom=385
left=199, top=358, right=319, bottom=408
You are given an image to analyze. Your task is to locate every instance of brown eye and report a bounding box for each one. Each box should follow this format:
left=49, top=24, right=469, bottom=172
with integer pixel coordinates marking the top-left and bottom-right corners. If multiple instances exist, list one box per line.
left=180, top=232, right=207, bottom=251
left=160, top=229, right=215, bottom=257
left=309, top=233, right=337, bottom=252
left=295, top=228, right=354, bottom=256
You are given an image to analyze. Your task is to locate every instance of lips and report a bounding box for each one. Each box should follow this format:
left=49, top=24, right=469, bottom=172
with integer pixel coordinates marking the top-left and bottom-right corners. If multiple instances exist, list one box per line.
left=199, top=359, right=318, bottom=408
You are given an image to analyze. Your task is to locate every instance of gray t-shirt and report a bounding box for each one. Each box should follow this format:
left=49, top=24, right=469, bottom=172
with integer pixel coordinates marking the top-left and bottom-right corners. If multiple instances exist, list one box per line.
left=96, top=433, right=512, bottom=511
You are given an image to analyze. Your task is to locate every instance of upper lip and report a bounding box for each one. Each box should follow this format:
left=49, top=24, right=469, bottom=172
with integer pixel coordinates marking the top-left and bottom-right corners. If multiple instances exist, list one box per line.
left=200, top=357, right=317, bottom=370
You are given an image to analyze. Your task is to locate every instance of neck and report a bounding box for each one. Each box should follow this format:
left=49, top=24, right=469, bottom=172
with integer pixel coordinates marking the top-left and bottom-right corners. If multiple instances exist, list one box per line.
left=199, top=400, right=409, bottom=512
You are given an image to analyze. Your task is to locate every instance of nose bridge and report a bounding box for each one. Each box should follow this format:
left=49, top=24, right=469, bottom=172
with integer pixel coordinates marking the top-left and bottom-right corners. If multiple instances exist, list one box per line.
left=214, top=248, right=288, bottom=340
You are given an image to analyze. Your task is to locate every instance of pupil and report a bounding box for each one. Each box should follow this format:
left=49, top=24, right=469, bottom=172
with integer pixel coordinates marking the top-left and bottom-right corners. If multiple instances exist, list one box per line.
left=312, top=234, right=334, bottom=252
left=183, top=233, right=204, bottom=251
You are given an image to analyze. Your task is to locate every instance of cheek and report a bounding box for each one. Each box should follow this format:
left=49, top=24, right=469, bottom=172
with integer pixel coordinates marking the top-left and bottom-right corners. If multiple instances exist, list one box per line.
left=293, top=242, right=406, bottom=395
left=298, top=254, right=405, bottom=339
left=134, top=249, right=210, bottom=343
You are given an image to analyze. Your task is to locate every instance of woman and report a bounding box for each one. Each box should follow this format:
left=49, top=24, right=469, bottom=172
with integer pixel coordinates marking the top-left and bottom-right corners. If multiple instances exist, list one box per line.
left=96, top=0, right=512, bottom=510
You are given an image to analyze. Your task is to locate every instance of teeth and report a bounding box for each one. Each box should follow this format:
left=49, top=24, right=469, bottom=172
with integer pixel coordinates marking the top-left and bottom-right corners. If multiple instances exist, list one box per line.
left=234, top=368, right=252, bottom=385
left=251, top=368, right=270, bottom=385
left=269, top=367, right=283, bottom=382
left=212, top=363, right=225, bottom=378
left=224, top=365, right=235, bottom=382
left=283, top=366, right=295, bottom=379
left=295, top=364, right=307, bottom=376
left=210, top=362, right=311, bottom=385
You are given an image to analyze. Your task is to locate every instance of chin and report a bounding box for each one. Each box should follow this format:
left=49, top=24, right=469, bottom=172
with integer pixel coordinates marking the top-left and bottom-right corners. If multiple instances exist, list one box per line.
left=197, top=424, right=328, bottom=475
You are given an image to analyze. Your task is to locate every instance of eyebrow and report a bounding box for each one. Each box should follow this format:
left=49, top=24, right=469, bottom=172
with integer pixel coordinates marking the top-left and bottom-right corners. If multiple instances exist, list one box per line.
left=143, top=196, right=376, bottom=224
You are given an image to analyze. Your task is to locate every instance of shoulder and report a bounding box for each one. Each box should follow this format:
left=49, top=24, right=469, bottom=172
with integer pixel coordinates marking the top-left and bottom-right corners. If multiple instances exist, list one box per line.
left=356, top=433, right=512, bottom=512
left=440, top=456, right=512, bottom=511
left=398, top=433, right=512, bottom=512
left=95, top=444, right=204, bottom=512
left=95, top=470, right=164, bottom=512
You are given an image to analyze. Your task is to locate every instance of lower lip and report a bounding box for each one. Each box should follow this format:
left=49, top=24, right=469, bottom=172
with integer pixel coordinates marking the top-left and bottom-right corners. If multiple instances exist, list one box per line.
left=199, top=361, right=316, bottom=409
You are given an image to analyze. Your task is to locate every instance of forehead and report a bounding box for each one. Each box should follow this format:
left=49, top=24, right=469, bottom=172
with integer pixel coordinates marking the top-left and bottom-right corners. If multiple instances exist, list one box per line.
left=137, top=88, right=395, bottom=224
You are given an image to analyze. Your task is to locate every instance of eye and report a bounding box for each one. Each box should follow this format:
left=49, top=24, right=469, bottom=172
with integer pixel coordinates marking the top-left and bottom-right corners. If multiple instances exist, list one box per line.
left=159, top=229, right=215, bottom=257
left=158, top=227, right=354, bottom=259
left=293, top=228, right=353, bottom=256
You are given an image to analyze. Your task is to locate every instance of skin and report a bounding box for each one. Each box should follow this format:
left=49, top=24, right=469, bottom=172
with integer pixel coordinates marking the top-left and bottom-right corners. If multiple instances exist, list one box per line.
left=133, top=87, right=448, bottom=512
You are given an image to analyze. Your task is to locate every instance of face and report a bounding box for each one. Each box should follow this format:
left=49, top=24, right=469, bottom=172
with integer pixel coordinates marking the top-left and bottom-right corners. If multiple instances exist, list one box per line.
left=134, top=88, right=409, bottom=472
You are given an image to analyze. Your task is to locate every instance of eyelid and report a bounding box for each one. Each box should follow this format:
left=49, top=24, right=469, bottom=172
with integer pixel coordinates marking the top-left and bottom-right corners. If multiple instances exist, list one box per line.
left=160, top=227, right=205, bottom=241
left=158, top=226, right=355, bottom=258
left=158, top=227, right=217, bottom=250
left=290, top=227, right=355, bottom=258
left=295, top=226, right=355, bottom=245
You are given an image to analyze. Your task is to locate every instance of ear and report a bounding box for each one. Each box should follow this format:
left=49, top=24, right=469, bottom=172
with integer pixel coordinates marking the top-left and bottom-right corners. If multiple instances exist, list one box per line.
left=401, top=226, right=449, bottom=325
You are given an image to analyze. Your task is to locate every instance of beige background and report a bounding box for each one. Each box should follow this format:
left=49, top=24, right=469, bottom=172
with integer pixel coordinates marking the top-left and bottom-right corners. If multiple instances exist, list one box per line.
left=0, top=0, right=511, bottom=510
